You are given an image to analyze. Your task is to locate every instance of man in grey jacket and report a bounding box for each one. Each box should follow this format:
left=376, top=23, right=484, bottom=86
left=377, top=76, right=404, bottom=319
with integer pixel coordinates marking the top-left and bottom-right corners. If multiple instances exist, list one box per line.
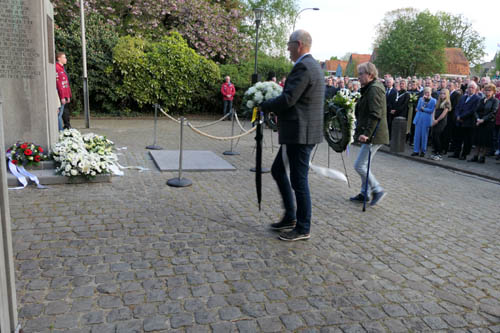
left=260, top=30, right=324, bottom=241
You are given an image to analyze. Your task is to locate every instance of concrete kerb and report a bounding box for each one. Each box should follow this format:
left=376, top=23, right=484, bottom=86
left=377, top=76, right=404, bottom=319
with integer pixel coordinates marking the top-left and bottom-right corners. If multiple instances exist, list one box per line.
left=378, top=145, right=500, bottom=183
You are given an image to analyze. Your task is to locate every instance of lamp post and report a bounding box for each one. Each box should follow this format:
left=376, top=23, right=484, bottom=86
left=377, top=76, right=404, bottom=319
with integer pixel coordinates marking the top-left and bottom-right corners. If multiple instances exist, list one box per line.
left=252, top=8, right=264, bottom=84
left=80, top=0, right=90, bottom=128
left=292, top=7, right=319, bottom=31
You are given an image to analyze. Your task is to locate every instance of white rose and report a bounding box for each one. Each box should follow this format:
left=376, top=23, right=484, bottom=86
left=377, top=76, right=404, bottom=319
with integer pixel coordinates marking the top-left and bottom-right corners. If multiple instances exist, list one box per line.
left=246, top=100, right=254, bottom=109
left=70, top=169, right=78, bottom=176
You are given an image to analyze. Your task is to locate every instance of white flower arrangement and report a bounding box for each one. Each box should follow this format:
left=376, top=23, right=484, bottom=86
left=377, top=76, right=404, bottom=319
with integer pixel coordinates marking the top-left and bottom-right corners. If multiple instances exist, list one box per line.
left=326, top=90, right=357, bottom=145
left=52, top=129, right=118, bottom=178
left=242, top=81, right=283, bottom=113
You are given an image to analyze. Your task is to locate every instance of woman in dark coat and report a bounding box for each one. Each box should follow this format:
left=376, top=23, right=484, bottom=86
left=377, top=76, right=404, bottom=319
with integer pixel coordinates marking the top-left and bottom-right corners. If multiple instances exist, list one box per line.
left=430, top=89, right=451, bottom=160
left=469, top=83, right=499, bottom=163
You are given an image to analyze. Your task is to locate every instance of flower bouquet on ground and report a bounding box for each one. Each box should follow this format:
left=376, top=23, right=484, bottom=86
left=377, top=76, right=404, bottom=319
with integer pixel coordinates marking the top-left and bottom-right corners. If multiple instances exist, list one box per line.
left=324, top=90, right=357, bottom=153
left=6, top=141, right=47, bottom=167
left=407, top=93, right=419, bottom=134
left=52, top=129, right=118, bottom=178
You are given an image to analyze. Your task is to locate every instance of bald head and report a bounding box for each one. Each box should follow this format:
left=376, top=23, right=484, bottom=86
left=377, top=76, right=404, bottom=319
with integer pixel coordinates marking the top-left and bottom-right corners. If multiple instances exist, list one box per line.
left=287, top=29, right=312, bottom=62
left=290, top=30, right=312, bottom=49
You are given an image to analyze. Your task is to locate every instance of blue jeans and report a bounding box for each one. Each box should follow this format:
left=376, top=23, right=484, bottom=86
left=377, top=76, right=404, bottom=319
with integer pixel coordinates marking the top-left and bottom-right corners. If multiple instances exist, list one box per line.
left=58, top=104, right=65, bottom=131
left=223, top=100, right=232, bottom=116
left=271, top=144, right=314, bottom=234
left=354, top=144, right=383, bottom=195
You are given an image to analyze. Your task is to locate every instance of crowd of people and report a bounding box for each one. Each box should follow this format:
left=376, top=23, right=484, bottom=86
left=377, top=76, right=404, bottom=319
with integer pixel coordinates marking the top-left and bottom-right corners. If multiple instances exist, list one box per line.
left=323, top=73, right=500, bottom=164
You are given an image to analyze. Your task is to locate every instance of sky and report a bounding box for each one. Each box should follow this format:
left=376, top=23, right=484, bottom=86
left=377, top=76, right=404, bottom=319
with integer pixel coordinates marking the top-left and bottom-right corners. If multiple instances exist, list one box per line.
left=294, top=0, right=500, bottom=64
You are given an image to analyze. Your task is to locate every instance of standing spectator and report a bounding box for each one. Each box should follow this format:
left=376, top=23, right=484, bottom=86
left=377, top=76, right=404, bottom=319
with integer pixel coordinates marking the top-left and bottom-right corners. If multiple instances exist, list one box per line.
left=407, top=80, right=420, bottom=145
left=494, top=81, right=500, bottom=159
left=325, top=77, right=337, bottom=100
left=391, top=79, right=410, bottom=119
left=279, top=76, right=286, bottom=87
left=493, top=71, right=500, bottom=80
left=430, top=89, right=451, bottom=160
left=442, top=81, right=462, bottom=154
left=468, top=83, right=499, bottom=163
left=220, top=76, right=235, bottom=118
left=460, top=77, right=469, bottom=94
left=350, top=62, right=389, bottom=206
left=385, top=77, right=397, bottom=138
left=337, top=80, right=349, bottom=95
left=449, top=82, right=481, bottom=160
left=267, top=71, right=277, bottom=82
left=412, top=87, right=436, bottom=157
left=437, top=78, right=447, bottom=94
left=351, top=81, right=360, bottom=94
left=55, top=52, right=72, bottom=131
left=261, top=29, right=324, bottom=241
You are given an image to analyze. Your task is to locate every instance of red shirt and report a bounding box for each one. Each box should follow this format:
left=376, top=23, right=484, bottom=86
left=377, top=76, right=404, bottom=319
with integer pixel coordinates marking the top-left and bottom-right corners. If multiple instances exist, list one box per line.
left=221, top=82, right=235, bottom=101
left=56, top=62, right=72, bottom=100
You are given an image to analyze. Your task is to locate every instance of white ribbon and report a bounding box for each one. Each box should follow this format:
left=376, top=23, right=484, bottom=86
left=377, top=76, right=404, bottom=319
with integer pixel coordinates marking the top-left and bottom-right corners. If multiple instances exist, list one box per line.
left=17, top=165, right=48, bottom=189
left=281, top=144, right=347, bottom=183
left=7, top=158, right=47, bottom=190
left=7, top=160, right=27, bottom=190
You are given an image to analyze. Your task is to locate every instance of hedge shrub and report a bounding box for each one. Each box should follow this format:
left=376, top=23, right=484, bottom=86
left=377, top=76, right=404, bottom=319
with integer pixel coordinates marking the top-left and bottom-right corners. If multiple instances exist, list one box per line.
left=112, top=33, right=221, bottom=114
left=55, top=14, right=120, bottom=114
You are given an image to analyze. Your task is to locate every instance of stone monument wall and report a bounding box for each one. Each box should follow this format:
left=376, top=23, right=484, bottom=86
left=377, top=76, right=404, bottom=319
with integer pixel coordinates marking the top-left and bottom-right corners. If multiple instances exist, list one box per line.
left=0, top=0, right=58, bottom=151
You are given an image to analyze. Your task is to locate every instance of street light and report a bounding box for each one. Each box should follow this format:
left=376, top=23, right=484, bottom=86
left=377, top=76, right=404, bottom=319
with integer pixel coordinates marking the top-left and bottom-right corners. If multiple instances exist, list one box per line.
left=292, top=7, right=319, bottom=31
left=252, top=7, right=264, bottom=84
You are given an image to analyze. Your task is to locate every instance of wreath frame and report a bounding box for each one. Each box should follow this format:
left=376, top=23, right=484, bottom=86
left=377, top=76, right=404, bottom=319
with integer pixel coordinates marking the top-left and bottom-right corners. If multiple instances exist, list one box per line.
left=324, top=104, right=351, bottom=153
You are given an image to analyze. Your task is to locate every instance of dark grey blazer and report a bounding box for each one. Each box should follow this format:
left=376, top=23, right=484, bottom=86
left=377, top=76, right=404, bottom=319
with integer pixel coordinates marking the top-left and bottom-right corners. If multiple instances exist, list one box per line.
left=261, top=54, right=324, bottom=145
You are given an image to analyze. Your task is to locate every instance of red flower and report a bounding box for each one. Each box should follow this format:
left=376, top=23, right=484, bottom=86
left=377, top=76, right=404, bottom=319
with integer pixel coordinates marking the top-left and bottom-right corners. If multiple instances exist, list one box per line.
left=12, top=160, right=18, bottom=165
left=38, top=147, right=43, bottom=153
left=34, top=155, right=41, bottom=162
left=20, top=143, right=28, bottom=149
left=24, top=149, right=32, bottom=156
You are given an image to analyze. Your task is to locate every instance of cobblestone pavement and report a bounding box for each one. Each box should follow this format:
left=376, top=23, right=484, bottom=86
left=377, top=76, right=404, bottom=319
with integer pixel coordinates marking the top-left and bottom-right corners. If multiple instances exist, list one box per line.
left=9, top=118, right=500, bottom=332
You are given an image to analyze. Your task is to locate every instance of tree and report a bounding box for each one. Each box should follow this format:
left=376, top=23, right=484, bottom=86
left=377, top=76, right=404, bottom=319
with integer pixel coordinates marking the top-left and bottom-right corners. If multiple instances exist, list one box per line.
left=435, top=12, right=486, bottom=65
left=329, top=56, right=339, bottom=61
left=52, top=0, right=249, bottom=63
left=241, top=0, right=299, bottom=55
left=341, top=53, right=352, bottom=61
left=496, top=52, right=500, bottom=71
left=374, top=11, right=446, bottom=76
left=374, top=8, right=419, bottom=47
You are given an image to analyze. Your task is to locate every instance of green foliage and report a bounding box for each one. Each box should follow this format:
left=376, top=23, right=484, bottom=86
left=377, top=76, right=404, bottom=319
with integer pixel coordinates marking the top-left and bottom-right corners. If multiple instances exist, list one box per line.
left=435, top=11, right=486, bottom=65
left=496, top=52, right=500, bottom=71
left=112, top=33, right=221, bottom=114
left=329, top=56, right=339, bottom=61
left=375, top=11, right=446, bottom=76
left=219, top=52, right=292, bottom=110
left=345, top=59, right=357, bottom=77
left=55, top=14, right=120, bottom=114
left=242, top=0, right=299, bottom=56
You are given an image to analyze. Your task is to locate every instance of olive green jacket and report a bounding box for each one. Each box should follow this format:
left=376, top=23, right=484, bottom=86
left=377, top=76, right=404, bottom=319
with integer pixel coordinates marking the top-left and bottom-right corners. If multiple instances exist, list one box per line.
left=354, top=79, right=389, bottom=145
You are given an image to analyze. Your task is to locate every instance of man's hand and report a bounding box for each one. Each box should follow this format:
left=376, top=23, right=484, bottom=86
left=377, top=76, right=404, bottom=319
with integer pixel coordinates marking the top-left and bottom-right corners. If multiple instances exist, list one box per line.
left=227, top=95, right=231, bottom=98
left=61, top=98, right=66, bottom=105
left=476, top=119, right=484, bottom=126
left=358, top=134, right=369, bottom=143
left=390, top=110, right=396, bottom=114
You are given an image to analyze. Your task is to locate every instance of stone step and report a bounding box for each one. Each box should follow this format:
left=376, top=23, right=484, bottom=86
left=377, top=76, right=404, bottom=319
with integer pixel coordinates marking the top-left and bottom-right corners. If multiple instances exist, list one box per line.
left=7, top=168, right=112, bottom=186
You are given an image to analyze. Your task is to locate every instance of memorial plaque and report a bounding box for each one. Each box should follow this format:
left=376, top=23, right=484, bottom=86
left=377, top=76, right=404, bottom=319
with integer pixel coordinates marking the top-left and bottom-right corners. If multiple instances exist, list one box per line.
left=0, top=0, right=58, bottom=151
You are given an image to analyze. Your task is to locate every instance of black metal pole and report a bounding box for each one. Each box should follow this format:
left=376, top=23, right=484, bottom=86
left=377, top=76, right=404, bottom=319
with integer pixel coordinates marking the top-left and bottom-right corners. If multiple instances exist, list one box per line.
left=251, top=20, right=260, bottom=84
left=167, top=117, right=192, bottom=187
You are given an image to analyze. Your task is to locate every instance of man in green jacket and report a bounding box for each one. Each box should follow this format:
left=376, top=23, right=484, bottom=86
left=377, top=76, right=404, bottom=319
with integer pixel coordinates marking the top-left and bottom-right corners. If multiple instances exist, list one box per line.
left=350, top=62, right=389, bottom=206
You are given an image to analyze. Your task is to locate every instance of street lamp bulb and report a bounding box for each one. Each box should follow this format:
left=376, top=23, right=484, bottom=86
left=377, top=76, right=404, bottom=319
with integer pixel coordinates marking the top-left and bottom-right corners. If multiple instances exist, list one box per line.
left=254, top=8, right=264, bottom=22
left=313, top=8, right=319, bottom=10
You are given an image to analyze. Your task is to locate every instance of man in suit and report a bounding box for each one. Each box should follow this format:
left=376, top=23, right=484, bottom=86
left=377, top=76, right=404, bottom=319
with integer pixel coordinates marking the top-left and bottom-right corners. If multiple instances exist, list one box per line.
left=260, top=29, right=324, bottom=241
left=449, top=82, right=481, bottom=159
left=325, top=77, right=337, bottom=100
left=442, top=81, right=462, bottom=153
left=385, top=77, right=397, bottom=138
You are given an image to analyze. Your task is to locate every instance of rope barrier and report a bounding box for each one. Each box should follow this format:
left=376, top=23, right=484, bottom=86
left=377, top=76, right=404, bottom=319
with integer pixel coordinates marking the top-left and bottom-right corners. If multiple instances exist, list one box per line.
left=157, top=106, right=256, bottom=141
left=186, top=121, right=256, bottom=140
left=234, top=112, right=249, bottom=132
left=158, top=107, right=231, bottom=128
left=188, top=112, right=231, bottom=128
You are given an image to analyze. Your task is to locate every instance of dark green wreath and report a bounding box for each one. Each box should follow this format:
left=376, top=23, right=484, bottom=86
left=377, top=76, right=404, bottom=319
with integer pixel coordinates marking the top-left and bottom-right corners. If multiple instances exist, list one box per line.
left=324, top=101, right=351, bottom=153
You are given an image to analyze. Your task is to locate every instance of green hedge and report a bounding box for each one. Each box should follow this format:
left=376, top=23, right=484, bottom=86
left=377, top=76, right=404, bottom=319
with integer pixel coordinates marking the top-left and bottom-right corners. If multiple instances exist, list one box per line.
left=112, top=33, right=221, bottom=114
left=55, top=14, right=120, bottom=115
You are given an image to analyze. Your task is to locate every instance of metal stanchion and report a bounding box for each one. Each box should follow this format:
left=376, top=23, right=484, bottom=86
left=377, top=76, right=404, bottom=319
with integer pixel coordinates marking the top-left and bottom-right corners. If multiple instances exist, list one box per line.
left=146, top=104, right=163, bottom=150
left=167, top=117, right=192, bottom=187
left=223, top=109, right=240, bottom=155
left=327, top=144, right=331, bottom=168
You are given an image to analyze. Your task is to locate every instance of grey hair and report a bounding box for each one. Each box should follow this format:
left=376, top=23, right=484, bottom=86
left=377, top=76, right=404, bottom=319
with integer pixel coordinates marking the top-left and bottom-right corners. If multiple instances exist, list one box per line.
left=423, top=87, right=432, bottom=94
left=357, top=62, right=378, bottom=79
left=468, top=81, right=477, bottom=89
left=290, top=29, right=312, bottom=48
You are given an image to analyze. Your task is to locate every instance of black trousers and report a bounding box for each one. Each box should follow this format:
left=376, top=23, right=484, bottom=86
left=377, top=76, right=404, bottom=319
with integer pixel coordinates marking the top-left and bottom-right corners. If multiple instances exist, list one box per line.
left=453, top=127, right=473, bottom=157
left=62, top=102, right=71, bottom=129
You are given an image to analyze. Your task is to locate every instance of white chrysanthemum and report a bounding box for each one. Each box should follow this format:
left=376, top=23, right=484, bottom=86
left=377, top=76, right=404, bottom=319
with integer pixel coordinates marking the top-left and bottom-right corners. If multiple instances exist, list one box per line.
left=246, top=100, right=254, bottom=109
left=254, top=91, right=263, bottom=103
